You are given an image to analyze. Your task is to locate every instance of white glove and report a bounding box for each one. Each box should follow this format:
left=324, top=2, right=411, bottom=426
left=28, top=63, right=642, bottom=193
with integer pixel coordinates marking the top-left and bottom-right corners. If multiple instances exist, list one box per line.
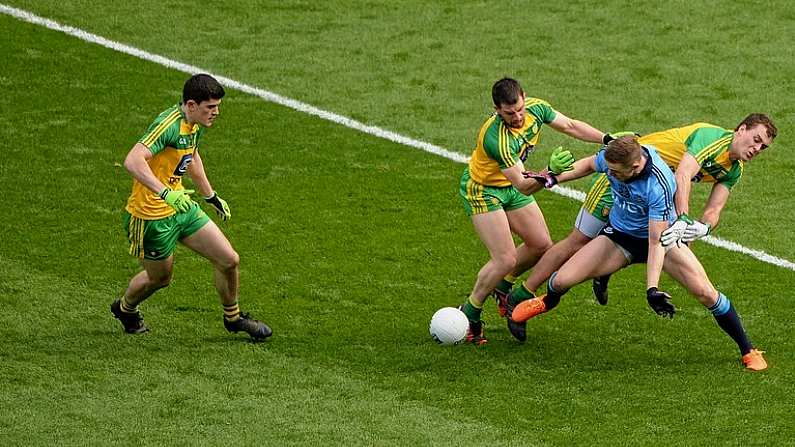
left=681, top=220, right=711, bottom=243
left=660, top=214, right=693, bottom=247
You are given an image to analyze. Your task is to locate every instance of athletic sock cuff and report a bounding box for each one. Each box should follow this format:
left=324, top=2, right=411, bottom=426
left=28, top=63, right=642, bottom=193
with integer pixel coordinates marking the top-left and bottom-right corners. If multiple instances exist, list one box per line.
left=708, top=292, right=731, bottom=316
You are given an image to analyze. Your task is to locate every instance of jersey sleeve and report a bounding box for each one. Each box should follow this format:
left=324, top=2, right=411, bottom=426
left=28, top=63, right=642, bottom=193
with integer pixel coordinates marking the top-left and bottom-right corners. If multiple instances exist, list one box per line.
left=647, top=177, right=675, bottom=223
left=685, top=127, right=731, bottom=162
left=138, top=115, right=179, bottom=155
left=482, top=125, right=519, bottom=169
left=717, top=161, right=743, bottom=189
left=525, top=98, right=557, bottom=124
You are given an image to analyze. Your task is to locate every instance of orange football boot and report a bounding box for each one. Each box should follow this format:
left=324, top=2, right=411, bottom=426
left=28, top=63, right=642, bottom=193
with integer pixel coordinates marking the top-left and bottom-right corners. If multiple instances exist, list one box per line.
left=742, top=349, right=767, bottom=371
left=510, top=296, right=548, bottom=323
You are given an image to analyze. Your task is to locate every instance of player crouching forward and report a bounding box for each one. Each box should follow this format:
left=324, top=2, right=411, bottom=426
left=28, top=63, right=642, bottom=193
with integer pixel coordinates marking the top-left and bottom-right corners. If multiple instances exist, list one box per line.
left=508, top=136, right=766, bottom=371
left=112, top=74, right=272, bottom=341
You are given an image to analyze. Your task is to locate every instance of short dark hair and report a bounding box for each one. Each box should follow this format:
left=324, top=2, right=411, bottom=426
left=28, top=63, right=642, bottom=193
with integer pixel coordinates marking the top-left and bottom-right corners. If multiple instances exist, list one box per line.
left=183, top=74, right=225, bottom=105
left=605, top=135, right=642, bottom=165
left=492, top=78, right=523, bottom=107
left=736, top=113, right=777, bottom=140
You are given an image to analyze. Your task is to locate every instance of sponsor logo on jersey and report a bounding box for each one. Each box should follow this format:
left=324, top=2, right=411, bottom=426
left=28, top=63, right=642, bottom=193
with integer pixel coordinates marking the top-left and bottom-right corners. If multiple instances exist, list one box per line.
left=173, top=153, right=193, bottom=176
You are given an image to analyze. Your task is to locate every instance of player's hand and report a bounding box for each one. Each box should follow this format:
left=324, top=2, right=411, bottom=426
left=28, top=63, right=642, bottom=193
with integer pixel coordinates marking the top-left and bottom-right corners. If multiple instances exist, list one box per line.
left=681, top=220, right=710, bottom=243
left=602, top=131, right=641, bottom=145
left=204, top=192, right=231, bottom=221
left=646, top=287, right=675, bottom=318
left=159, top=188, right=194, bottom=213
left=660, top=213, right=694, bottom=247
left=547, top=146, right=575, bottom=175
left=522, top=170, right=558, bottom=188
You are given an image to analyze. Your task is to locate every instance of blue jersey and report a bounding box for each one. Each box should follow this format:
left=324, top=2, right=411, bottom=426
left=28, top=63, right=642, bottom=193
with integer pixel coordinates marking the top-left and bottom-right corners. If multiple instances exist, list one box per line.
left=594, top=146, right=676, bottom=238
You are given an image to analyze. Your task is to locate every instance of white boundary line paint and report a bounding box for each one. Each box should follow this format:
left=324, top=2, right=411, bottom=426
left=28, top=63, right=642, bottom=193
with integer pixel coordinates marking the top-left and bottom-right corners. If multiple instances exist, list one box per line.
left=4, top=3, right=795, bottom=272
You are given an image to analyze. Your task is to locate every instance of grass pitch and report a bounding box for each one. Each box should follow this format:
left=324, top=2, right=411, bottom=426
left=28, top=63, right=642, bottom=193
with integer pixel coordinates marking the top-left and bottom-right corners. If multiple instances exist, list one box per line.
left=1, top=2, right=794, bottom=445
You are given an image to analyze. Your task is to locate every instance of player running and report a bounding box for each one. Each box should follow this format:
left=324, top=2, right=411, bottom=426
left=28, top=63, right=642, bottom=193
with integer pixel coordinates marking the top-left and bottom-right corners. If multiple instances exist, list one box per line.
left=507, top=136, right=767, bottom=371
left=112, top=74, right=272, bottom=341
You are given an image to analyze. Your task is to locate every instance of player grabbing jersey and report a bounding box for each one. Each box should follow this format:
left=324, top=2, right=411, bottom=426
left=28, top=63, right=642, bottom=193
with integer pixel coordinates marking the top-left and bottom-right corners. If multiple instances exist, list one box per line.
left=456, top=77, right=626, bottom=344
left=507, top=136, right=767, bottom=371
left=510, top=115, right=777, bottom=307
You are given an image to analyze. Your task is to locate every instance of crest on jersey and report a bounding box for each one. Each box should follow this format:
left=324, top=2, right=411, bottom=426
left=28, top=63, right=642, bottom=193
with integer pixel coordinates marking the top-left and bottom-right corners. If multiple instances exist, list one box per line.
left=173, top=153, right=193, bottom=176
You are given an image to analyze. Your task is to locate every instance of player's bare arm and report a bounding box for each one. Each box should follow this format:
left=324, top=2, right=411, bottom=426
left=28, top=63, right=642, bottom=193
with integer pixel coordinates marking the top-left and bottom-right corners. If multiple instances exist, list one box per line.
left=646, top=219, right=668, bottom=290
left=502, top=163, right=545, bottom=196
left=673, top=153, right=701, bottom=216
left=555, top=154, right=596, bottom=184
left=124, top=142, right=167, bottom=194
left=186, top=149, right=214, bottom=197
left=700, top=183, right=731, bottom=229
left=547, top=112, right=604, bottom=144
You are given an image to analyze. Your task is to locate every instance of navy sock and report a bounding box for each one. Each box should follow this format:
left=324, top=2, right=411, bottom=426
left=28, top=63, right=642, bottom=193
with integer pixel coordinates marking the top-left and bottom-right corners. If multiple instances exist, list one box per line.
left=543, top=272, right=566, bottom=310
left=709, top=293, right=752, bottom=355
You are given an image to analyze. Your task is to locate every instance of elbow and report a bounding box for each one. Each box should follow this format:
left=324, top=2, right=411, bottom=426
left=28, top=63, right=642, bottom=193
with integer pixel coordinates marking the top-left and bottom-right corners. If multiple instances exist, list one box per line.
left=123, top=154, right=136, bottom=174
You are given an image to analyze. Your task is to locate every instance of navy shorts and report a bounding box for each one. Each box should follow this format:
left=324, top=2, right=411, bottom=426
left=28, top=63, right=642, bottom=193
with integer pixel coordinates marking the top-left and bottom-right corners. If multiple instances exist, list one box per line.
left=598, top=224, right=648, bottom=264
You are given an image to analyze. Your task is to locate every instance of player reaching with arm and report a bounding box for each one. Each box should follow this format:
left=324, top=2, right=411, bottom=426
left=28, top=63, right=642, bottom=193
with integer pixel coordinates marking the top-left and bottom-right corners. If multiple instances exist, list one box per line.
left=457, top=77, right=619, bottom=344
left=509, top=114, right=777, bottom=310
left=506, top=136, right=766, bottom=371
left=112, top=74, right=272, bottom=341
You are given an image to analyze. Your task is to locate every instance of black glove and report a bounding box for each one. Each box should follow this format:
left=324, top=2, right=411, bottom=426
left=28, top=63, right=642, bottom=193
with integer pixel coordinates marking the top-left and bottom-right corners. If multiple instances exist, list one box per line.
left=646, top=287, right=675, bottom=318
left=602, top=131, right=641, bottom=145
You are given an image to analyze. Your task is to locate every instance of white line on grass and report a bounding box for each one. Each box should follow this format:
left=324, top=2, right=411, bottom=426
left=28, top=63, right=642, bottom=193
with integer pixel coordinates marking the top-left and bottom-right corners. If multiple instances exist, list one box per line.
left=4, top=3, right=794, bottom=272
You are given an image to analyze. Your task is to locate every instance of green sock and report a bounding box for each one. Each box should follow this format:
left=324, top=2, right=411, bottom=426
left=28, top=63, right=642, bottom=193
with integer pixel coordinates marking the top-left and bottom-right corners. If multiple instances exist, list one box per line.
left=509, top=284, right=535, bottom=305
left=461, top=296, right=483, bottom=322
left=496, top=277, right=515, bottom=294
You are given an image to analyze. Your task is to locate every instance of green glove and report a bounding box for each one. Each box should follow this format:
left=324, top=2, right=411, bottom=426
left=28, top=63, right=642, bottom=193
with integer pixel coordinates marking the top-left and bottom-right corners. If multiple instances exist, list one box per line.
left=159, top=188, right=194, bottom=213
left=205, top=192, right=231, bottom=221
left=547, top=146, right=575, bottom=175
left=602, top=131, right=640, bottom=145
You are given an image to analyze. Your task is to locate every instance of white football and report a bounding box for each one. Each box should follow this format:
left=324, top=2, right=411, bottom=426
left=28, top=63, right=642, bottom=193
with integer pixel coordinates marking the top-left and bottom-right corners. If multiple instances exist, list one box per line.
left=429, top=307, right=469, bottom=345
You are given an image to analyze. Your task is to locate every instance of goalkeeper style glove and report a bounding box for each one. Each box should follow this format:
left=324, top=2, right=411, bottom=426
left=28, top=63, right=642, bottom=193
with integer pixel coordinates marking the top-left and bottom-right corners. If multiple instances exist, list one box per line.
left=681, top=220, right=710, bottom=243
left=204, top=192, right=231, bottom=221
left=660, top=213, right=694, bottom=247
left=547, top=146, right=575, bottom=175
left=602, top=131, right=641, bottom=145
left=159, top=188, right=194, bottom=213
left=522, top=170, right=558, bottom=188
left=646, top=287, right=675, bottom=318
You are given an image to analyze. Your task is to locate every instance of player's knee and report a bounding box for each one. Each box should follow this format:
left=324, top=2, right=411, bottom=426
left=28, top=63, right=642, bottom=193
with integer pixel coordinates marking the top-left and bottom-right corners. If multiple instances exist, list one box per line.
left=538, top=239, right=553, bottom=254
left=494, top=252, right=517, bottom=274
left=217, top=250, right=240, bottom=272
left=149, top=272, right=172, bottom=289
left=694, top=287, right=719, bottom=306
left=568, top=230, right=591, bottom=248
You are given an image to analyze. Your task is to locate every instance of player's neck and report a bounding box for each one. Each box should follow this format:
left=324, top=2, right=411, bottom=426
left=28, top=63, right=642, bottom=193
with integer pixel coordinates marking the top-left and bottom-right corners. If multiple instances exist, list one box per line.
left=180, top=103, right=197, bottom=125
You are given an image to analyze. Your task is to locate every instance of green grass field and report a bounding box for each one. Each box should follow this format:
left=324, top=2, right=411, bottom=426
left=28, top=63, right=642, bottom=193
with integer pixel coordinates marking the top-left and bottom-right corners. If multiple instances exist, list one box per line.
left=1, top=1, right=794, bottom=445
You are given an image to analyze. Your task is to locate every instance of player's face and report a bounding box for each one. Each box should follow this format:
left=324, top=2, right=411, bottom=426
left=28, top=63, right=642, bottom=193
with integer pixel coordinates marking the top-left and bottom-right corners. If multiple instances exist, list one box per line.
left=495, top=96, right=526, bottom=129
left=731, top=124, right=772, bottom=161
left=606, top=158, right=643, bottom=182
left=186, top=98, right=222, bottom=127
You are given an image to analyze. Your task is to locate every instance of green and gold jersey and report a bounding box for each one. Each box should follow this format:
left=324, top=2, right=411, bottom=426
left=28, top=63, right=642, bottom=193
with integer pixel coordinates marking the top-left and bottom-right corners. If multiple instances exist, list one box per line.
left=639, top=122, right=742, bottom=189
left=467, top=98, right=557, bottom=187
left=125, top=104, right=205, bottom=219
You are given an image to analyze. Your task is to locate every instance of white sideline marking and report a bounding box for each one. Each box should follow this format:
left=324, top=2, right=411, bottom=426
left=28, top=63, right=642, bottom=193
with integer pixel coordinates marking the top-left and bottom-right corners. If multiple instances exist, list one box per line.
left=3, top=3, right=794, bottom=272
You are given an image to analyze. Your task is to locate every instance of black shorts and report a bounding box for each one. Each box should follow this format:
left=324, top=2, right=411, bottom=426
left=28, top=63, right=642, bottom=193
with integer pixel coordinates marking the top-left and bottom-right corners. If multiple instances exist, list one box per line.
left=598, top=224, right=648, bottom=264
